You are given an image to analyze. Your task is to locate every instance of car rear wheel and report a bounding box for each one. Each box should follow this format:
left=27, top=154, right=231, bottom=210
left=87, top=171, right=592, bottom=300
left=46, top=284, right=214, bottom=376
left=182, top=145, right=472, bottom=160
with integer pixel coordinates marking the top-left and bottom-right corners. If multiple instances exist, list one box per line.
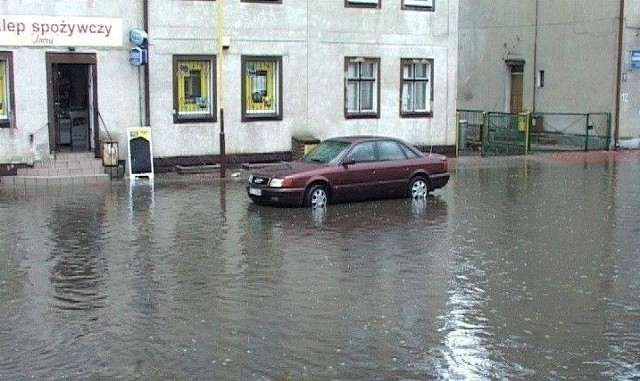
left=409, top=176, right=429, bottom=199
left=304, top=184, right=329, bottom=208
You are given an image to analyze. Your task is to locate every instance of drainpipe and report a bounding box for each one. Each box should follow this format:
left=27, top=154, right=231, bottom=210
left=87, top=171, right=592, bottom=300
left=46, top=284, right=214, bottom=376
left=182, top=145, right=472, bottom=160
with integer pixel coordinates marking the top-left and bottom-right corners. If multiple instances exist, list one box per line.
left=614, top=0, right=624, bottom=148
left=217, top=0, right=226, bottom=178
left=532, top=0, right=539, bottom=113
left=143, top=0, right=150, bottom=126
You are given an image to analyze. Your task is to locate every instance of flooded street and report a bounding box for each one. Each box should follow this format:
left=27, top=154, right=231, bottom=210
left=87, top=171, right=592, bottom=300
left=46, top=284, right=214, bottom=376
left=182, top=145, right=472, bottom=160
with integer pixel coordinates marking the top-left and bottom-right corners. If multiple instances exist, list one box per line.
left=1, top=152, right=639, bottom=380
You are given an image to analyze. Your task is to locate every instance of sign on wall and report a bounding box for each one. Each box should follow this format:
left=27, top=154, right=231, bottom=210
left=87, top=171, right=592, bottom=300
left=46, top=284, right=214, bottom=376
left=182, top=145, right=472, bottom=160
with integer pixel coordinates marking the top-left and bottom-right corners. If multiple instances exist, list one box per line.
left=127, top=127, right=154, bottom=180
left=631, top=50, right=640, bottom=71
left=0, top=15, right=122, bottom=47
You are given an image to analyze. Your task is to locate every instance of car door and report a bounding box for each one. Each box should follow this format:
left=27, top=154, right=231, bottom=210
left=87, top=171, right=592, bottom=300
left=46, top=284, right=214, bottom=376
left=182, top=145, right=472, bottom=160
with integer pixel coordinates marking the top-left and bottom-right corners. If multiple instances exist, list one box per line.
left=375, top=140, right=412, bottom=197
left=331, top=141, right=380, bottom=201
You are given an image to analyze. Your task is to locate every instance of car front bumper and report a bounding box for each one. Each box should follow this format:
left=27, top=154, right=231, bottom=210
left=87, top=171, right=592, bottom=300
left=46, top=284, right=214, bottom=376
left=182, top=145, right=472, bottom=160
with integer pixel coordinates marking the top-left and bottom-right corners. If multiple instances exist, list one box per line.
left=246, top=185, right=305, bottom=207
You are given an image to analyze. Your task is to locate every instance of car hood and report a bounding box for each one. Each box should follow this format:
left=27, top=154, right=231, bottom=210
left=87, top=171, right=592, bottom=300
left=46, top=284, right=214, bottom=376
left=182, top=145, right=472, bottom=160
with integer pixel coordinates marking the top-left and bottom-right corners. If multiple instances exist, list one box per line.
left=250, top=161, right=326, bottom=178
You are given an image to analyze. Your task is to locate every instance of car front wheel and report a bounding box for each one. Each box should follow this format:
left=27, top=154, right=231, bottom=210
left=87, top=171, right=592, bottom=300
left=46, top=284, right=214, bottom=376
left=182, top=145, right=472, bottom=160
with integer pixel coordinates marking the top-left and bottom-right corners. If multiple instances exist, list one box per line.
left=304, top=184, right=329, bottom=208
left=408, top=176, right=429, bottom=199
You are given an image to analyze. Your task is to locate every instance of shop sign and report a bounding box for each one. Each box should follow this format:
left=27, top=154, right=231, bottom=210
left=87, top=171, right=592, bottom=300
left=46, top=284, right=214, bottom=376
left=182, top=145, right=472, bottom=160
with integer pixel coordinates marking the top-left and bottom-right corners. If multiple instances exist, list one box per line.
left=0, top=15, right=122, bottom=47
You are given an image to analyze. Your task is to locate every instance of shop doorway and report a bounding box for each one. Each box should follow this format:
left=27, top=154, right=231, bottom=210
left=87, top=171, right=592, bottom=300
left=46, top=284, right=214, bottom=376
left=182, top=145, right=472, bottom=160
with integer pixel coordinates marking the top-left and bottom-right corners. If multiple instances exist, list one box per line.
left=46, top=53, right=98, bottom=155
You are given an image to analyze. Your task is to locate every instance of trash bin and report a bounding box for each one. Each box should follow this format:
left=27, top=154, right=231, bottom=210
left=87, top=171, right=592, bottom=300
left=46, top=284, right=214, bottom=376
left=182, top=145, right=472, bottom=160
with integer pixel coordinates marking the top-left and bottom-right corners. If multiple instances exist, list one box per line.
left=102, top=141, right=119, bottom=167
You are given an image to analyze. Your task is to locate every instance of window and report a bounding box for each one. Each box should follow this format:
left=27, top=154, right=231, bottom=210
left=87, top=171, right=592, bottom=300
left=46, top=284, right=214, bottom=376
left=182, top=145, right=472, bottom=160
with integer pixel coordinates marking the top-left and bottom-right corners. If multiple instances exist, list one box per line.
left=345, top=57, right=380, bottom=118
left=378, top=140, right=408, bottom=161
left=402, top=0, right=434, bottom=11
left=400, top=58, right=432, bottom=117
left=0, top=52, right=14, bottom=128
left=346, top=0, right=380, bottom=8
left=242, top=56, right=282, bottom=121
left=346, top=141, right=377, bottom=163
left=173, top=55, right=216, bottom=123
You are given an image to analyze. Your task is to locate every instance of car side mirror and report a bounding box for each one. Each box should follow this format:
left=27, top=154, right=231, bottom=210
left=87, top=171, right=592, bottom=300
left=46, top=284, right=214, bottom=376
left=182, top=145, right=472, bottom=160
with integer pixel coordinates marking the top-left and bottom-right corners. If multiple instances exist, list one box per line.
left=342, top=158, right=356, bottom=166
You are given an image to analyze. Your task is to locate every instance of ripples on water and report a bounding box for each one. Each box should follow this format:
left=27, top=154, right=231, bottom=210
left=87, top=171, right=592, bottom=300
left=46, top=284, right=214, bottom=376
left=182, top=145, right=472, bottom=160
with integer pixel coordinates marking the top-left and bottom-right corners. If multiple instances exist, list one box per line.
left=0, top=158, right=639, bottom=380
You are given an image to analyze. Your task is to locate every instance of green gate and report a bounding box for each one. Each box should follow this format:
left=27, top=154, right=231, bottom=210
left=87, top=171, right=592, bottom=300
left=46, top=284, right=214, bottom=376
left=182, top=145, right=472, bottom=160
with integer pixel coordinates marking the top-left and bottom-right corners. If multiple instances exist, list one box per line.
left=457, top=111, right=530, bottom=157
left=482, top=112, right=529, bottom=157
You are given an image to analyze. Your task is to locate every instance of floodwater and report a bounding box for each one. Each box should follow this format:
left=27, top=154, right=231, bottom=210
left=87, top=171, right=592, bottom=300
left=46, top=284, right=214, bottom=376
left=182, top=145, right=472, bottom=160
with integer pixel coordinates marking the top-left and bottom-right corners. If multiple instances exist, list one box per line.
left=0, top=152, right=639, bottom=380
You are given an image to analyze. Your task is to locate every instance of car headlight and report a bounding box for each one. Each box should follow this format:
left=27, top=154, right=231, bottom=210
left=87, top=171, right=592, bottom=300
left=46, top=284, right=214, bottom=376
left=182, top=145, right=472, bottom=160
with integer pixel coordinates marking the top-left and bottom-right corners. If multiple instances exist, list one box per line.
left=269, top=177, right=286, bottom=187
left=248, top=174, right=254, bottom=183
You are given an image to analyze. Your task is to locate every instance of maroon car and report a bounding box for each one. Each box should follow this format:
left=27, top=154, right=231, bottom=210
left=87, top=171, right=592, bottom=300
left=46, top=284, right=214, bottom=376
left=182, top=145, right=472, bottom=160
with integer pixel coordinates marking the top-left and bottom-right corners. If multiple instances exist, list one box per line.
left=246, top=136, right=449, bottom=208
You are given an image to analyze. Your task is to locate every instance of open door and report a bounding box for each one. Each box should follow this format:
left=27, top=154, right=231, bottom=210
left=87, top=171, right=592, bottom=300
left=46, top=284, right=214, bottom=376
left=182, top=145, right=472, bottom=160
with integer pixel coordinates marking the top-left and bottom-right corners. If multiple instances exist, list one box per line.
left=47, top=53, right=98, bottom=155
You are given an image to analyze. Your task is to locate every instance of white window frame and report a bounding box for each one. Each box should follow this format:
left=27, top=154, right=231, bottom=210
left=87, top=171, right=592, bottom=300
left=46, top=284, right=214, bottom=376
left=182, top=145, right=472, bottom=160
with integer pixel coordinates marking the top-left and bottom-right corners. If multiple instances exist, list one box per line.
left=345, top=57, right=380, bottom=119
left=403, top=0, right=434, bottom=10
left=346, top=0, right=380, bottom=8
left=400, top=58, right=433, bottom=117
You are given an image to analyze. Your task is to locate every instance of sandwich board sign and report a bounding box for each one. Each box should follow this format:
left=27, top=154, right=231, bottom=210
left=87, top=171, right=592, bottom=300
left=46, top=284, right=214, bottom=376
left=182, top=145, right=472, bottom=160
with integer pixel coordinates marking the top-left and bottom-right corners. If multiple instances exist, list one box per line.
left=127, top=127, right=154, bottom=179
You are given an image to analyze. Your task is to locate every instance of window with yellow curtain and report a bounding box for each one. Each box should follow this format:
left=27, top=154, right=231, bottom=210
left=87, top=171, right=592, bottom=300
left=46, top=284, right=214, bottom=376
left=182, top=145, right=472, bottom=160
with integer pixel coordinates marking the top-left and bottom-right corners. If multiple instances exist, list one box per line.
left=242, top=56, right=282, bottom=121
left=0, top=60, right=7, bottom=121
left=173, top=55, right=216, bottom=123
left=0, top=52, right=13, bottom=128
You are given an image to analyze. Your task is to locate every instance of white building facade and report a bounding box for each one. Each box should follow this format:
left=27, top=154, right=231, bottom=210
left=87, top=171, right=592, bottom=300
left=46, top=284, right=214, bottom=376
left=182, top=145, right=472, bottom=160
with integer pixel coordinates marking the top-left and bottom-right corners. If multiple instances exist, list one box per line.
left=0, top=0, right=458, bottom=175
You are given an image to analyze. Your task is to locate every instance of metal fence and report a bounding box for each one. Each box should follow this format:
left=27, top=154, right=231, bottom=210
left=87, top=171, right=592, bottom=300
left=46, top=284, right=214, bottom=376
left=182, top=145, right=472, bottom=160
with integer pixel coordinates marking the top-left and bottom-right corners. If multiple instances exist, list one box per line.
left=529, top=112, right=611, bottom=152
left=457, top=110, right=612, bottom=157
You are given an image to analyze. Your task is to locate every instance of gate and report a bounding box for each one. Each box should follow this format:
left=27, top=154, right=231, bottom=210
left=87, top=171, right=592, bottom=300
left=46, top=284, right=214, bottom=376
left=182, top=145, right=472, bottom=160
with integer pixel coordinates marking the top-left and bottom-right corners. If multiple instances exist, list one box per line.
left=456, top=111, right=529, bottom=157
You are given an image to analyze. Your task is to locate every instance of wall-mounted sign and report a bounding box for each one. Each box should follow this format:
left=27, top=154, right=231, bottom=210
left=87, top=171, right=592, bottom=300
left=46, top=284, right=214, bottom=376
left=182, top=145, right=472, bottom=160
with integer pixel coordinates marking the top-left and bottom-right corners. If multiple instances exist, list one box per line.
left=129, top=47, right=148, bottom=66
left=127, top=127, right=154, bottom=180
left=631, top=50, right=640, bottom=71
left=0, top=15, right=122, bottom=47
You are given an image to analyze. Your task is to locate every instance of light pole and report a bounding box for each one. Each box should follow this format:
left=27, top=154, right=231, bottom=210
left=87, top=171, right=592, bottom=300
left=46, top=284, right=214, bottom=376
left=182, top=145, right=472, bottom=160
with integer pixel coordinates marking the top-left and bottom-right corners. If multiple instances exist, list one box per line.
left=216, top=0, right=226, bottom=177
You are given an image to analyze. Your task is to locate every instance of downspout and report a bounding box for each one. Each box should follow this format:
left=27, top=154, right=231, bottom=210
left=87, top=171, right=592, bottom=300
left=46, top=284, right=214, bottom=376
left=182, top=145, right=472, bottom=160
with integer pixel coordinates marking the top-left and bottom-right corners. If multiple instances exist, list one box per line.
left=143, top=0, right=150, bottom=126
left=217, top=0, right=226, bottom=178
left=614, top=0, right=624, bottom=148
left=532, top=0, right=539, bottom=113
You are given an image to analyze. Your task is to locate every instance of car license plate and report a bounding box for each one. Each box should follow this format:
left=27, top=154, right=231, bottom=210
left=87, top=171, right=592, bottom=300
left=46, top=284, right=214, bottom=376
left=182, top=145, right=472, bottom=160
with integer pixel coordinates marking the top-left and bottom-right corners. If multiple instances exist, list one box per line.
left=249, top=187, right=262, bottom=196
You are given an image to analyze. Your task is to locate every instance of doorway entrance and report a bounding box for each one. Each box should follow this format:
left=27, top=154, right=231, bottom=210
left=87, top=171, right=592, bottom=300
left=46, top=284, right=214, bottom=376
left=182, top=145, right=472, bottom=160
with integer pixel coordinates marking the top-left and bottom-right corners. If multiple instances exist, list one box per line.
left=507, top=61, right=524, bottom=114
left=46, top=53, right=98, bottom=155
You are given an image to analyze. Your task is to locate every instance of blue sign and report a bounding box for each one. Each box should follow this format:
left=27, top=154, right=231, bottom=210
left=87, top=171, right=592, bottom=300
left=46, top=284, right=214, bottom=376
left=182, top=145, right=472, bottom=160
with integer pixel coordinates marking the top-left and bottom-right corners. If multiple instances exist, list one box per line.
left=631, top=50, right=640, bottom=71
left=129, top=29, right=148, bottom=47
left=129, top=47, right=148, bottom=66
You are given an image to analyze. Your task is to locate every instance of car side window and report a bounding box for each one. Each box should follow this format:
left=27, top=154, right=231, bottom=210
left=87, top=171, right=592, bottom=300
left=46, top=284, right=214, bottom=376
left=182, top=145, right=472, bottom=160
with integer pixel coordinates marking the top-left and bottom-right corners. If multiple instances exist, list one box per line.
left=346, top=141, right=376, bottom=163
left=378, top=140, right=408, bottom=161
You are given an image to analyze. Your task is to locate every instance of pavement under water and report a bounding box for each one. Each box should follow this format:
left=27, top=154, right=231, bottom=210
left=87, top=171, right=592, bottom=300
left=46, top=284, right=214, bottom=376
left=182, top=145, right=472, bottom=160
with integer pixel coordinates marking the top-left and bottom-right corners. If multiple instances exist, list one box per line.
left=0, top=151, right=638, bottom=380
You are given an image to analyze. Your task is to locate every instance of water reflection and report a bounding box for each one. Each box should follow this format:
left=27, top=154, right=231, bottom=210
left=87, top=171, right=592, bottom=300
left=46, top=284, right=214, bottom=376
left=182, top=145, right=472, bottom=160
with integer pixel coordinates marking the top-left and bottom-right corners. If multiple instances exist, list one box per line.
left=0, top=156, right=639, bottom=379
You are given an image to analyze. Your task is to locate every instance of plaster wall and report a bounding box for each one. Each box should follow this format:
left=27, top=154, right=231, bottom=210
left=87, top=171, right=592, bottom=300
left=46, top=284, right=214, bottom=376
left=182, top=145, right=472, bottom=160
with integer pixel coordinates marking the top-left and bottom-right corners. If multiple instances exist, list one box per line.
left=147, top=0, right=458, bottom=157
left=0, top=1, right=143, bottom=164
left=458, top=0, right=638, bottom=143
left=619, top=0, right=640, bottom=143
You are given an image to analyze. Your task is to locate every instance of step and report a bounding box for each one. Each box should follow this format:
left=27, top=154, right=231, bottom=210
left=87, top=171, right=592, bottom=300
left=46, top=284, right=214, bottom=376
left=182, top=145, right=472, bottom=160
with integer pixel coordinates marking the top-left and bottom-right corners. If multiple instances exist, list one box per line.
left=18, top=165, right=104, bottom=176
left=0, top=174, right=110, bottom=189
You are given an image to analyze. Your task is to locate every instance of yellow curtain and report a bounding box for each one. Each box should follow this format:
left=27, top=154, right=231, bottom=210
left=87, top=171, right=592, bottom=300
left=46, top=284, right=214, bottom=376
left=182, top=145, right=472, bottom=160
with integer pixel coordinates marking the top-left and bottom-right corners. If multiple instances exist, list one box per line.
left=177, top=60, right=210, bottom=114
left=245, top=60, right=276, bottom=113
left=0, top=61, right=6, bottom=120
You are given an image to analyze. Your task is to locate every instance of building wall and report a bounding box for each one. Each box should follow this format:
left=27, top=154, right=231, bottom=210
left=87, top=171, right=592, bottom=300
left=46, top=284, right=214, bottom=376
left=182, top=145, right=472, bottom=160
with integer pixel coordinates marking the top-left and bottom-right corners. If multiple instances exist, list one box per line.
left=149, top=0, right=459, bottom=160
left=458, top=0, right=638, bottom=145
left=0, top=1, right=143, bottom=167
left=620, top=0, right=640, bottom=144
left=0, top=0, right=458, bottom=169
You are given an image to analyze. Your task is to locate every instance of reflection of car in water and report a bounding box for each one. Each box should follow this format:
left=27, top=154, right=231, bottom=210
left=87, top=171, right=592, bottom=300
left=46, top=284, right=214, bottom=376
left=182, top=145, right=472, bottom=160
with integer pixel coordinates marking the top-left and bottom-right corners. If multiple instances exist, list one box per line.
left=246, top=196, right=449, bottom=235
left=247, top=136, right=449, bottom=208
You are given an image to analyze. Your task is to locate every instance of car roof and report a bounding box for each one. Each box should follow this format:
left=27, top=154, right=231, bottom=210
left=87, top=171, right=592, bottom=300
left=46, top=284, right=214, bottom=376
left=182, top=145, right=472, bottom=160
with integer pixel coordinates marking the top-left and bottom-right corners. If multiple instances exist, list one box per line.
left=327, top=135, right=396, bottom=143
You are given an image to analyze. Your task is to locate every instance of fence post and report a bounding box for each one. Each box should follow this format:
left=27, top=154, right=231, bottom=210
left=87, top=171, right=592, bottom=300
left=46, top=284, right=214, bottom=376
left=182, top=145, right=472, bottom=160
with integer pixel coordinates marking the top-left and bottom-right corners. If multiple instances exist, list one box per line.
left=584, top=113, right=590, bottom=152
left=455, top=112, right=460, bottom=157
left=481, top=112, right=488, bottom=157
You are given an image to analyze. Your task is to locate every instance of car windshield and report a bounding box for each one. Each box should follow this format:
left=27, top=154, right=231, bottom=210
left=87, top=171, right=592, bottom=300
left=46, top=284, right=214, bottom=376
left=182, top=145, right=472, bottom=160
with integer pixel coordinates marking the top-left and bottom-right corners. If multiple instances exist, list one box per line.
left=301, top=140, right=350, bottom=164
